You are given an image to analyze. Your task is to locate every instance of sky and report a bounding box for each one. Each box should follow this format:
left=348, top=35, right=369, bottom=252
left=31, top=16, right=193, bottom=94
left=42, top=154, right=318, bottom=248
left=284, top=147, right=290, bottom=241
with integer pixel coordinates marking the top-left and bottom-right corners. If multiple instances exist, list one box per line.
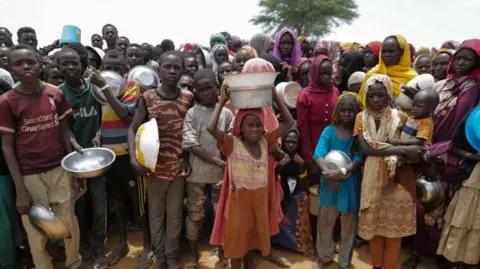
left=0, top=0, right=479, bottom=49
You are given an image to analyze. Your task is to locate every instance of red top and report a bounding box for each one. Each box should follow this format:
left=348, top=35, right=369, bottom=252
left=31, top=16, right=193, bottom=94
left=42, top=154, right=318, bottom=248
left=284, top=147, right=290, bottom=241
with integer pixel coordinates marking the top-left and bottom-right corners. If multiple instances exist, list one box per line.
left=0, top=84, right=72, bottom=175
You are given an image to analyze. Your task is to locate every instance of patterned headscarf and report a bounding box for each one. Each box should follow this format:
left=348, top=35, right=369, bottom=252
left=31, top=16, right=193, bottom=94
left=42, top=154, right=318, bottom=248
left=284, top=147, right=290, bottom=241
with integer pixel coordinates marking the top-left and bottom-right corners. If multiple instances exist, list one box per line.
left=211, top=43, right=230, bottom=74
left=250, top=33, right=272, bottom=55
left=332, top=92, right=361, bottom=124
left=273, top=28, right=303, bottom=68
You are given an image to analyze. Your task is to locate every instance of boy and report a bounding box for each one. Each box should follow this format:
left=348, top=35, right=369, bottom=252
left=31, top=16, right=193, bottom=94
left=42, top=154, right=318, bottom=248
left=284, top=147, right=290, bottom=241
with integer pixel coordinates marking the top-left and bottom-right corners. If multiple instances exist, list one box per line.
left=128, top=51, right=194, bottom=269
left=56, top=47, right=107, bottom=267
left=102, top=24, right=118, bottom=52
left=115, top=36, right=130, bottom=56
left=43, top=62, right=64, bottom=86
left=182, top=69, right=233, bottom=268
left=98, top=50, right=142, bottom=265
left=0, top=44, right=82, bottom=269
left=126, top=43, right=145, bottom=69
left=184, top=55, right=199, bottom=77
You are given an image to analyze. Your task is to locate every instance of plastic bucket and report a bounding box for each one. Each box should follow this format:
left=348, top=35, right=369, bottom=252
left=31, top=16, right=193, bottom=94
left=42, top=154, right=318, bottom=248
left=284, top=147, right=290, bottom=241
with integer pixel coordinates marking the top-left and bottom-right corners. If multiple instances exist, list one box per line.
left=60, top=25, right=81, bottom=44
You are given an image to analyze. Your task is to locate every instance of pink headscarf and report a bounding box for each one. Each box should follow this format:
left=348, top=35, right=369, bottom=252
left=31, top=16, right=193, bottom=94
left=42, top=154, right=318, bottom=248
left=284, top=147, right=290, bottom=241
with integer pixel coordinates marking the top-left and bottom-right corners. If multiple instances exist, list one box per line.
left=273, top=28, right=303, bottom=68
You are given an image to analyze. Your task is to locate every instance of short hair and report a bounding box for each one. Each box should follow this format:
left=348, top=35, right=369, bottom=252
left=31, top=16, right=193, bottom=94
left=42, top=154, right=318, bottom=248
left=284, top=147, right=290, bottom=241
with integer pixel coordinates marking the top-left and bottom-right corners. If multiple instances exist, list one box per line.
left=127, top=43, right=142, bottom=50
left=193, top=69, right=216, bottom=87
left=103, top=49, right=127, bottom=65
left=55, top=47, right=80, bottom=62
left=17, top=27, right=36, bottom=38
left=0, top=27, right=12, bottom=36
left=220, top=31, right=231, bottom=39
left=42, top=62, right=59, bottom=80
left=91, top=33, right=102, bottom=39
left=159, top=50, right=184, bottom=66
left=117, top=36, right=130, bottom=43
left=102, top=24, right=118, bottom=34
left=8, top=44, right=41, bottom=65
left=66, top=43, right=88, bottom=71
left=161, top=39, right=175, bottom=52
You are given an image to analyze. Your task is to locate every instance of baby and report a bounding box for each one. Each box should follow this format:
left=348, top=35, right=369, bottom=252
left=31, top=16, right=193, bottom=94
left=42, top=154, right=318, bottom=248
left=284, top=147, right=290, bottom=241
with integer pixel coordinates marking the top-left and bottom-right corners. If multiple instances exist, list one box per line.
left=389, top=89, right=439, bottom=162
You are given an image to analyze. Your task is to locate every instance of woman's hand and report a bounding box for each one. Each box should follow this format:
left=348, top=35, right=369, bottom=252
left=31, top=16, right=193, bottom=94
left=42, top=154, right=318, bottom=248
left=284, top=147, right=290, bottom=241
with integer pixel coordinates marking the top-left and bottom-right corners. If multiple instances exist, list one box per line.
left=219, top=81, right=230, bottom=105
left=278, top=154, right=291, bottom=167
left=401, top=145, right=425, bottom=162
left=280, top=62, right=293, bottom=81
left=401, top=84, right=419, bottom=100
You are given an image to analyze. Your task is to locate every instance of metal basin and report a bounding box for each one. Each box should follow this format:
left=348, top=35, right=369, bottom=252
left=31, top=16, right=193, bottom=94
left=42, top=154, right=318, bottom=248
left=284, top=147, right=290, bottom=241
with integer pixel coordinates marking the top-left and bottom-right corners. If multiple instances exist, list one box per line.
left=61, top=148, right=116, bottom=178
left=324, top=150, right=352, bottom=177
left=29, top=204, right=71, bottom=240
left=416, top=175, right=444, bottom=207
left=127, top=65, right=160, bottom=92
left=92, top=71, right=126, bottom=104
left=223, top=72, right=278, bottom=109
left=275, top=82, right=302, bottom=109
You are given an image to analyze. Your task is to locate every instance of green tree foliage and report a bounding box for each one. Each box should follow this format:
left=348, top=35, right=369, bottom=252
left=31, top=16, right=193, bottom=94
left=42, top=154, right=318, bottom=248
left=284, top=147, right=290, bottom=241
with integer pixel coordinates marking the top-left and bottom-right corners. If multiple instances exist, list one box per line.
left=250, top=0, right=359, bottom=37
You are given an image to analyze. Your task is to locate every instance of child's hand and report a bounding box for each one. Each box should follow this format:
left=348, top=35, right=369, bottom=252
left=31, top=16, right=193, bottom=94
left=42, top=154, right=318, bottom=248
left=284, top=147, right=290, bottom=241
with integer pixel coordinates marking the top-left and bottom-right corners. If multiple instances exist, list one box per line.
left=323, top=169, right=344, bottom=181
left=382, top=181, right=397, bottom=196
left=278, top=154, right=291, bottom=167
left=292, top=153, right=305, bottom=167
left=219, top=81, right=230, bottom=104
left=215, top=158, right=226, bottom=169
left=131, top=161, right=149, bottom=176
left=92, top=134, right=101, bottom=147
left=180, top=160, right=192, bottom=177
left=87, top=68, right=107, bottom=89
left=216, top=180, right=223, bottom=187
left=326, top=179, right=340, bottom=192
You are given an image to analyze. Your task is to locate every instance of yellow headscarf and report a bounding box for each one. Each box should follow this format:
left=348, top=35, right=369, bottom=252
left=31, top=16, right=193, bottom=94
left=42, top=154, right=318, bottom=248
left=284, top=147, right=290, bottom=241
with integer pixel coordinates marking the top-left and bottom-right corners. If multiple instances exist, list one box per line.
left=340, top=42, right=355, bottom=51
left=297, top=36, right=306, bottom=44
left=358, top=34, right=418, bottom=106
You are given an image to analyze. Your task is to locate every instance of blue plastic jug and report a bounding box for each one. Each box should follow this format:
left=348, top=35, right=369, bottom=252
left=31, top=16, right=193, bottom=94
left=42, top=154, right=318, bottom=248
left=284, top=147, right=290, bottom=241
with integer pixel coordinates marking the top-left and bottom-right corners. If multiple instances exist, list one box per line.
left=60, top=25, right=81, bottom=44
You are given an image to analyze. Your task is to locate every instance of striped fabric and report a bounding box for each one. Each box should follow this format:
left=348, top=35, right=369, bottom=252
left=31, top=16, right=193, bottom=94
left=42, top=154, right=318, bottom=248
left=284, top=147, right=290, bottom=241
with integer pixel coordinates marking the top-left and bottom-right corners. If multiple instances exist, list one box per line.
left=101, top=81, right=140, bottom=156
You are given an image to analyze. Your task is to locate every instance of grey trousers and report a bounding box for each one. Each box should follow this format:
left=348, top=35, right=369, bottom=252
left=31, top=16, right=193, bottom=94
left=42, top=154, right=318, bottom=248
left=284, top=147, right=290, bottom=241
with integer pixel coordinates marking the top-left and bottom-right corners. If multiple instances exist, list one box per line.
left=316, top=206, right=357, bottom=269
left=147, top=177, right=185, bottom=266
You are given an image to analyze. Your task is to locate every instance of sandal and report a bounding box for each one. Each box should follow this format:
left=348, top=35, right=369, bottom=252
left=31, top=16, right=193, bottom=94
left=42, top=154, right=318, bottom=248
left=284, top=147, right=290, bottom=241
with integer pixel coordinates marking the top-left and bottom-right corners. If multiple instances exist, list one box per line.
left=136, top=249, right=155, bottom=269
left=108, top=244, right=129, bottom=265
left=263, top=252, right=291, bottom=268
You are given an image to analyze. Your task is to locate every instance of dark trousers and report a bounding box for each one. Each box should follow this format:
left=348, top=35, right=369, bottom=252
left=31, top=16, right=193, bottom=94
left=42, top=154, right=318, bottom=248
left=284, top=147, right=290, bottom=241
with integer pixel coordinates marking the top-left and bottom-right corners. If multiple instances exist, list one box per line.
left=75, top=176, right=107, bottom=252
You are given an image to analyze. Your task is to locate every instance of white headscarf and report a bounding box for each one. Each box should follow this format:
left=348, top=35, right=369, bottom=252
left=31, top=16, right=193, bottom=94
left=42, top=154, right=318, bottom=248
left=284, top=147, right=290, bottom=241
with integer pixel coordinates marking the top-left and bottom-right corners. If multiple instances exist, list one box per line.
left=348, top=71, right=366, bottom=87
left=406, top=73, right=435, bottom=91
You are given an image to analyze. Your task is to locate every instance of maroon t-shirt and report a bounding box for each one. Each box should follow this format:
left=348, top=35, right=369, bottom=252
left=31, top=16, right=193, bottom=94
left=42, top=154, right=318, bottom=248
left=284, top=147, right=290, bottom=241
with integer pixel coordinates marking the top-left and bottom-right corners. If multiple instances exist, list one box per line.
left=0, top=84, right=72, bottom=175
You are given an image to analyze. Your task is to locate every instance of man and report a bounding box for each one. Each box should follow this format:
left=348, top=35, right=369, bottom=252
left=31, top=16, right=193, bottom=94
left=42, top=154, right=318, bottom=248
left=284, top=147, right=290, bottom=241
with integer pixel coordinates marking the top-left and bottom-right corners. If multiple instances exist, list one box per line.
left=91, top=34, right=104, bottom=49
left=17, top=26, right=58, bottom=56
left=0, top=44, right=82, bottom=269
left=102, top=24, right=118, bottom=52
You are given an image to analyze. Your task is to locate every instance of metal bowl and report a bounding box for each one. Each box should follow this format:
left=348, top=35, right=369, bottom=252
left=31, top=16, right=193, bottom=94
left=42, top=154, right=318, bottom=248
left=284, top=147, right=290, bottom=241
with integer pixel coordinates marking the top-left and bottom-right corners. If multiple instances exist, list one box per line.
left=28, top=204, right=71, bottom=240
left=416, top=175, right=444, bottom=207
left=324, top=150, right=352, bottom=171
left=127, top=65, right=160, bottom=92
left=61, top=148, right=116, bottom=178
left=275, top=82, right=302, bottom=109
left=196, top=48, right=212, bottom=70
left=92, top=71, right=126, bottom=104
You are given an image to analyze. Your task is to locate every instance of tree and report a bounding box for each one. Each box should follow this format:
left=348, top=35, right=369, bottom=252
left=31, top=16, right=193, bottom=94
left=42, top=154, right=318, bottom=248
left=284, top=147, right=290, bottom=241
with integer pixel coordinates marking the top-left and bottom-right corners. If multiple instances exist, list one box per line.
left=250, top=0, right=359, bottom=37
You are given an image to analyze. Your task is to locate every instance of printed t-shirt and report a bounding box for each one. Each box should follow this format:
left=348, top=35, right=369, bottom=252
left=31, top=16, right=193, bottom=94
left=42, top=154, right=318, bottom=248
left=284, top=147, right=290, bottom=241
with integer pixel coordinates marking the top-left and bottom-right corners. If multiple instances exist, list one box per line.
left=400, top=117, right=434, bottom=145
left=182, top=104, right=234, bottom=184
left=59, top=78, right=102, bottom=148
left=0, top=83, right=72, bottom=175
left=101, top=80, right=140, bottom=156
left=143, top=87, right=194, bottom=181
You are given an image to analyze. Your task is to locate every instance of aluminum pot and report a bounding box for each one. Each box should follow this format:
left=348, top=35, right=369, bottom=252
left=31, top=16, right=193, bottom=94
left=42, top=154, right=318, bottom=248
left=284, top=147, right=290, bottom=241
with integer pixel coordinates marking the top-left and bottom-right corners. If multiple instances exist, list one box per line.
left=223, top=72, right=278, bottom=109
left=416, top=175, right=444, bottom=207
left=127, top=65, right=160, bottom=92
left=29, top=204, right=71, bottom=240
left=275, top=82, right=302, bottom=109
left=61, top=148, right=116, bottom=178
left=196, top=48, right=212, bottom=70
left=91, top=71, right=126, bottom=104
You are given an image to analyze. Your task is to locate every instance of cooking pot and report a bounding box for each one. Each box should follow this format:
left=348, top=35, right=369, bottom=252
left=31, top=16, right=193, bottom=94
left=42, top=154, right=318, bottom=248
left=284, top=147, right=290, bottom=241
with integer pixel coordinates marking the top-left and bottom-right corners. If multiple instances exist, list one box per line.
left=416, top=175, right=444, bottom=207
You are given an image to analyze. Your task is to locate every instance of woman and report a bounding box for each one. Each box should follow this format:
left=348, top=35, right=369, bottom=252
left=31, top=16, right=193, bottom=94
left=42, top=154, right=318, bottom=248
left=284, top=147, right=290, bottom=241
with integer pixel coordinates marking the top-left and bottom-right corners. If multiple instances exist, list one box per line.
left=273, top=28, right=303, bottom=70
left=355, top=74, right=423, bottom=269
left=364, top=41, right=382, bottom=72
left=432, top=49, right=453, bottom=82
left=337, top=51, right=366, bottom=92
left=211, top=44, right=230, bottom=79
left=410, top=39, right=480, bottom=269
left=297, top=55, right=340, bottom=183
left=359, top=35, right=418, bottom=106
left=250, top=33, right=272, bottom=55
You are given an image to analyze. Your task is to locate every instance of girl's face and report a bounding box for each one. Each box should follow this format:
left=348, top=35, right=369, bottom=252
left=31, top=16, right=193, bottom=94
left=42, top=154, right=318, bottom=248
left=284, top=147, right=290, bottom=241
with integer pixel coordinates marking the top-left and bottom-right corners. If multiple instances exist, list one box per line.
left=381, top=37, right=403, bottom=66
left=415, top=56, right=432, bottom=75
left=234, top=49, right=252, bottom=72
left=432, top=52, right=451, bottom=81
left=348, top=82, right=361, bottom=93
left=364, top=47, right=378, bottom=67
left=279, top=33, right=294, bottom=58
left=336, top=100, right=357, bottom=126
left=218, top=62, right=233, bottom=85
left=214, top=47, right=229, bottom=64
left=317, top=60, right=333, bottom=86
left=366, top=82, right=389, bottom=112
left=453, top=48, right=477, bottom=77
left=283, top=131, right=299, bottom=155
left=241, top=114, right=263, bottom=142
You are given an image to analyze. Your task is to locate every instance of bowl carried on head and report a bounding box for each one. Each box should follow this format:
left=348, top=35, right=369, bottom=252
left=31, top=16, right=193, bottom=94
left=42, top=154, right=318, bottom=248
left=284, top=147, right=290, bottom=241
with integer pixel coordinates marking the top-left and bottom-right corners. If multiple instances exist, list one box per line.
left=222, top=72, right=279, bottom=109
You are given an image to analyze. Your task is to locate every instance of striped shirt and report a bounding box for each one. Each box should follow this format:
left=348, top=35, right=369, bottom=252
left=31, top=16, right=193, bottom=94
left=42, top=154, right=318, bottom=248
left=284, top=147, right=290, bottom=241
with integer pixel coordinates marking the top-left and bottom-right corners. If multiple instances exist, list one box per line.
left=101, top=80, right=140, bottom=156
left=144, top=87, right=194, bottom=181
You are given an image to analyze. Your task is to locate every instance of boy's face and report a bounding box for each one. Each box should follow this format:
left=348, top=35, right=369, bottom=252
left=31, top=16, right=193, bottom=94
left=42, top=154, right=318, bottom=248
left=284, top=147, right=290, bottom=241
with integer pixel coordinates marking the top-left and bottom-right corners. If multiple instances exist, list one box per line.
left=10, top=48, right=41, bottom=83
left=159, top=54, right=183, bottom=87
left=0, top=46, right=9, bottom=70
left=45, top=67, right=64, bottom=86
left=184, top=57, right=198, bottom=77
left=115, top=38, right=129, bottom=55
left=126, top=46, right=144, bottom=68
left=18, top=33, right=38, bottom=49
left=102, top=26, right=118, bottom=46
left=91, top=35, right=103, bottom=48
left=103, top=61, right=126, bottom=77
left=193, top=78, right=217, bottom=106
left=57, top=52, right=82, bottom=82
left=178, top=75, right=193, bottom=92
left=412, top=93, right=431, bottom=119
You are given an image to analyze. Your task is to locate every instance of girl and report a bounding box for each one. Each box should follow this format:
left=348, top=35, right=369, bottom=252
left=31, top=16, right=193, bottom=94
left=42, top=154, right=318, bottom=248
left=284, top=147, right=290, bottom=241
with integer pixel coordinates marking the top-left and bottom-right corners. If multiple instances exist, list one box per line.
left=313, top=92, right=363, bottom=269
left=354, top=74, right=424, bottom=269
left=273, top=28, right=303, bottom=72
left=207, top=67, right=294, bottom=269
left=297, top=55, right=340, bottom=183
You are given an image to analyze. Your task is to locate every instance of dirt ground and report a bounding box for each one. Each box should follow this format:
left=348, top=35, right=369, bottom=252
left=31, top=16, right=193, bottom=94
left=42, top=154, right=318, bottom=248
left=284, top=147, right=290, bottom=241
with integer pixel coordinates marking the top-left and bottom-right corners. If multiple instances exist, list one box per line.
left=95, top=232, right=438, bottom=269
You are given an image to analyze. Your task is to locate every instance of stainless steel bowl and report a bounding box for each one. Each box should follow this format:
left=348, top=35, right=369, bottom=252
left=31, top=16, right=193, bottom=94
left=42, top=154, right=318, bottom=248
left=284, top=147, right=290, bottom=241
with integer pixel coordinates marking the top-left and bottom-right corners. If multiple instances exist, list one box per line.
left=28, top=204, right=71, bottom=240
left=324, top=150, right=352, bottom=172
left=196, top=48, right=212, bottom=70
left=92, top=71, right=126, bottom=104
left=61, top=148, right=116, bottom=178
left=127, top=65, right=160, bottom=92
left=416, top=175, right=444, bottom=207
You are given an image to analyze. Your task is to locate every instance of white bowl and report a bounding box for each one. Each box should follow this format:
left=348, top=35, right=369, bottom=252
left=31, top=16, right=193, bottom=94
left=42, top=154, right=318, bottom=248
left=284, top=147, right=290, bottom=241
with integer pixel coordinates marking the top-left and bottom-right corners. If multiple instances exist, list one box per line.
left=275, top=82, right=302, bottom=108
left=397, top=92, right=413, bottom=110
left=135, top=118, right=160, bottom=172
left=223, top=72, right=278, bottom=109
left=223, top=72, right=278, bottom=90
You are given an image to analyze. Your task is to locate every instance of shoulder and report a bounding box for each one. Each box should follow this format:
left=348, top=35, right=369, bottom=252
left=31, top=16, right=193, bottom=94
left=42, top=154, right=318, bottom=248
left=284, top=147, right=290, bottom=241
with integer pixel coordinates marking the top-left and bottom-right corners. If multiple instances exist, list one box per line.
left=0, top=89, right=15, bottom=103
left=221, top=106, right=234, bottom=117
left=323, top=125, right=335, bottom=134
left=180, top=88, right=194, bottom=99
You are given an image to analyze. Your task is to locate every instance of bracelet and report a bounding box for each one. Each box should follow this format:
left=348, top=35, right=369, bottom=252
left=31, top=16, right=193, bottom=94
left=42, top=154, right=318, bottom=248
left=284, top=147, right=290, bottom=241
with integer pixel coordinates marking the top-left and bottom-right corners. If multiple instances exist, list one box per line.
left=298, top=171, right=308, bottom=179
left=100, top=84, right=109, bottom=91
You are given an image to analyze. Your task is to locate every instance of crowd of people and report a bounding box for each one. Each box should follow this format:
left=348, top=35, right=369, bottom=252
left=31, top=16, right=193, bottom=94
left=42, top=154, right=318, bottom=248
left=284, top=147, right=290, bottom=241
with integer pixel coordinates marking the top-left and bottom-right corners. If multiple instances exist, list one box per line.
left=0, top=23, right=479, bottom=269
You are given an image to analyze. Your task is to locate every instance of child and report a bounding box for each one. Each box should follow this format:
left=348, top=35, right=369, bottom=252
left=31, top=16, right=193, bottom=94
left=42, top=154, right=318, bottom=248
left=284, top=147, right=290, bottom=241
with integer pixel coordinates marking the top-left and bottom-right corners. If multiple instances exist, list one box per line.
left=347, top=71, right=365, bottom=93
left=207, top=67, right=294, bottom=269
left=101, top=24, right=119, bottom=52
left=126, top=43, right=145, bottom=69
left=0, top=44, right=82, bottom=269
left=115, top=36, right=130, bottom=56
left=56, top=47, right=107, bottom=267
left=43, top=62, right=64, bottom=86
left=182, top=69, right=234, bottom=268
left=98, top=50, right=142, bottom=265
left=178, top=74, right=194, bottom=92
left=128, top=51, right=194, bottom=269
left=184, top=55, right=199, bottom=77
left=312, top=92, right=363, bottom=269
